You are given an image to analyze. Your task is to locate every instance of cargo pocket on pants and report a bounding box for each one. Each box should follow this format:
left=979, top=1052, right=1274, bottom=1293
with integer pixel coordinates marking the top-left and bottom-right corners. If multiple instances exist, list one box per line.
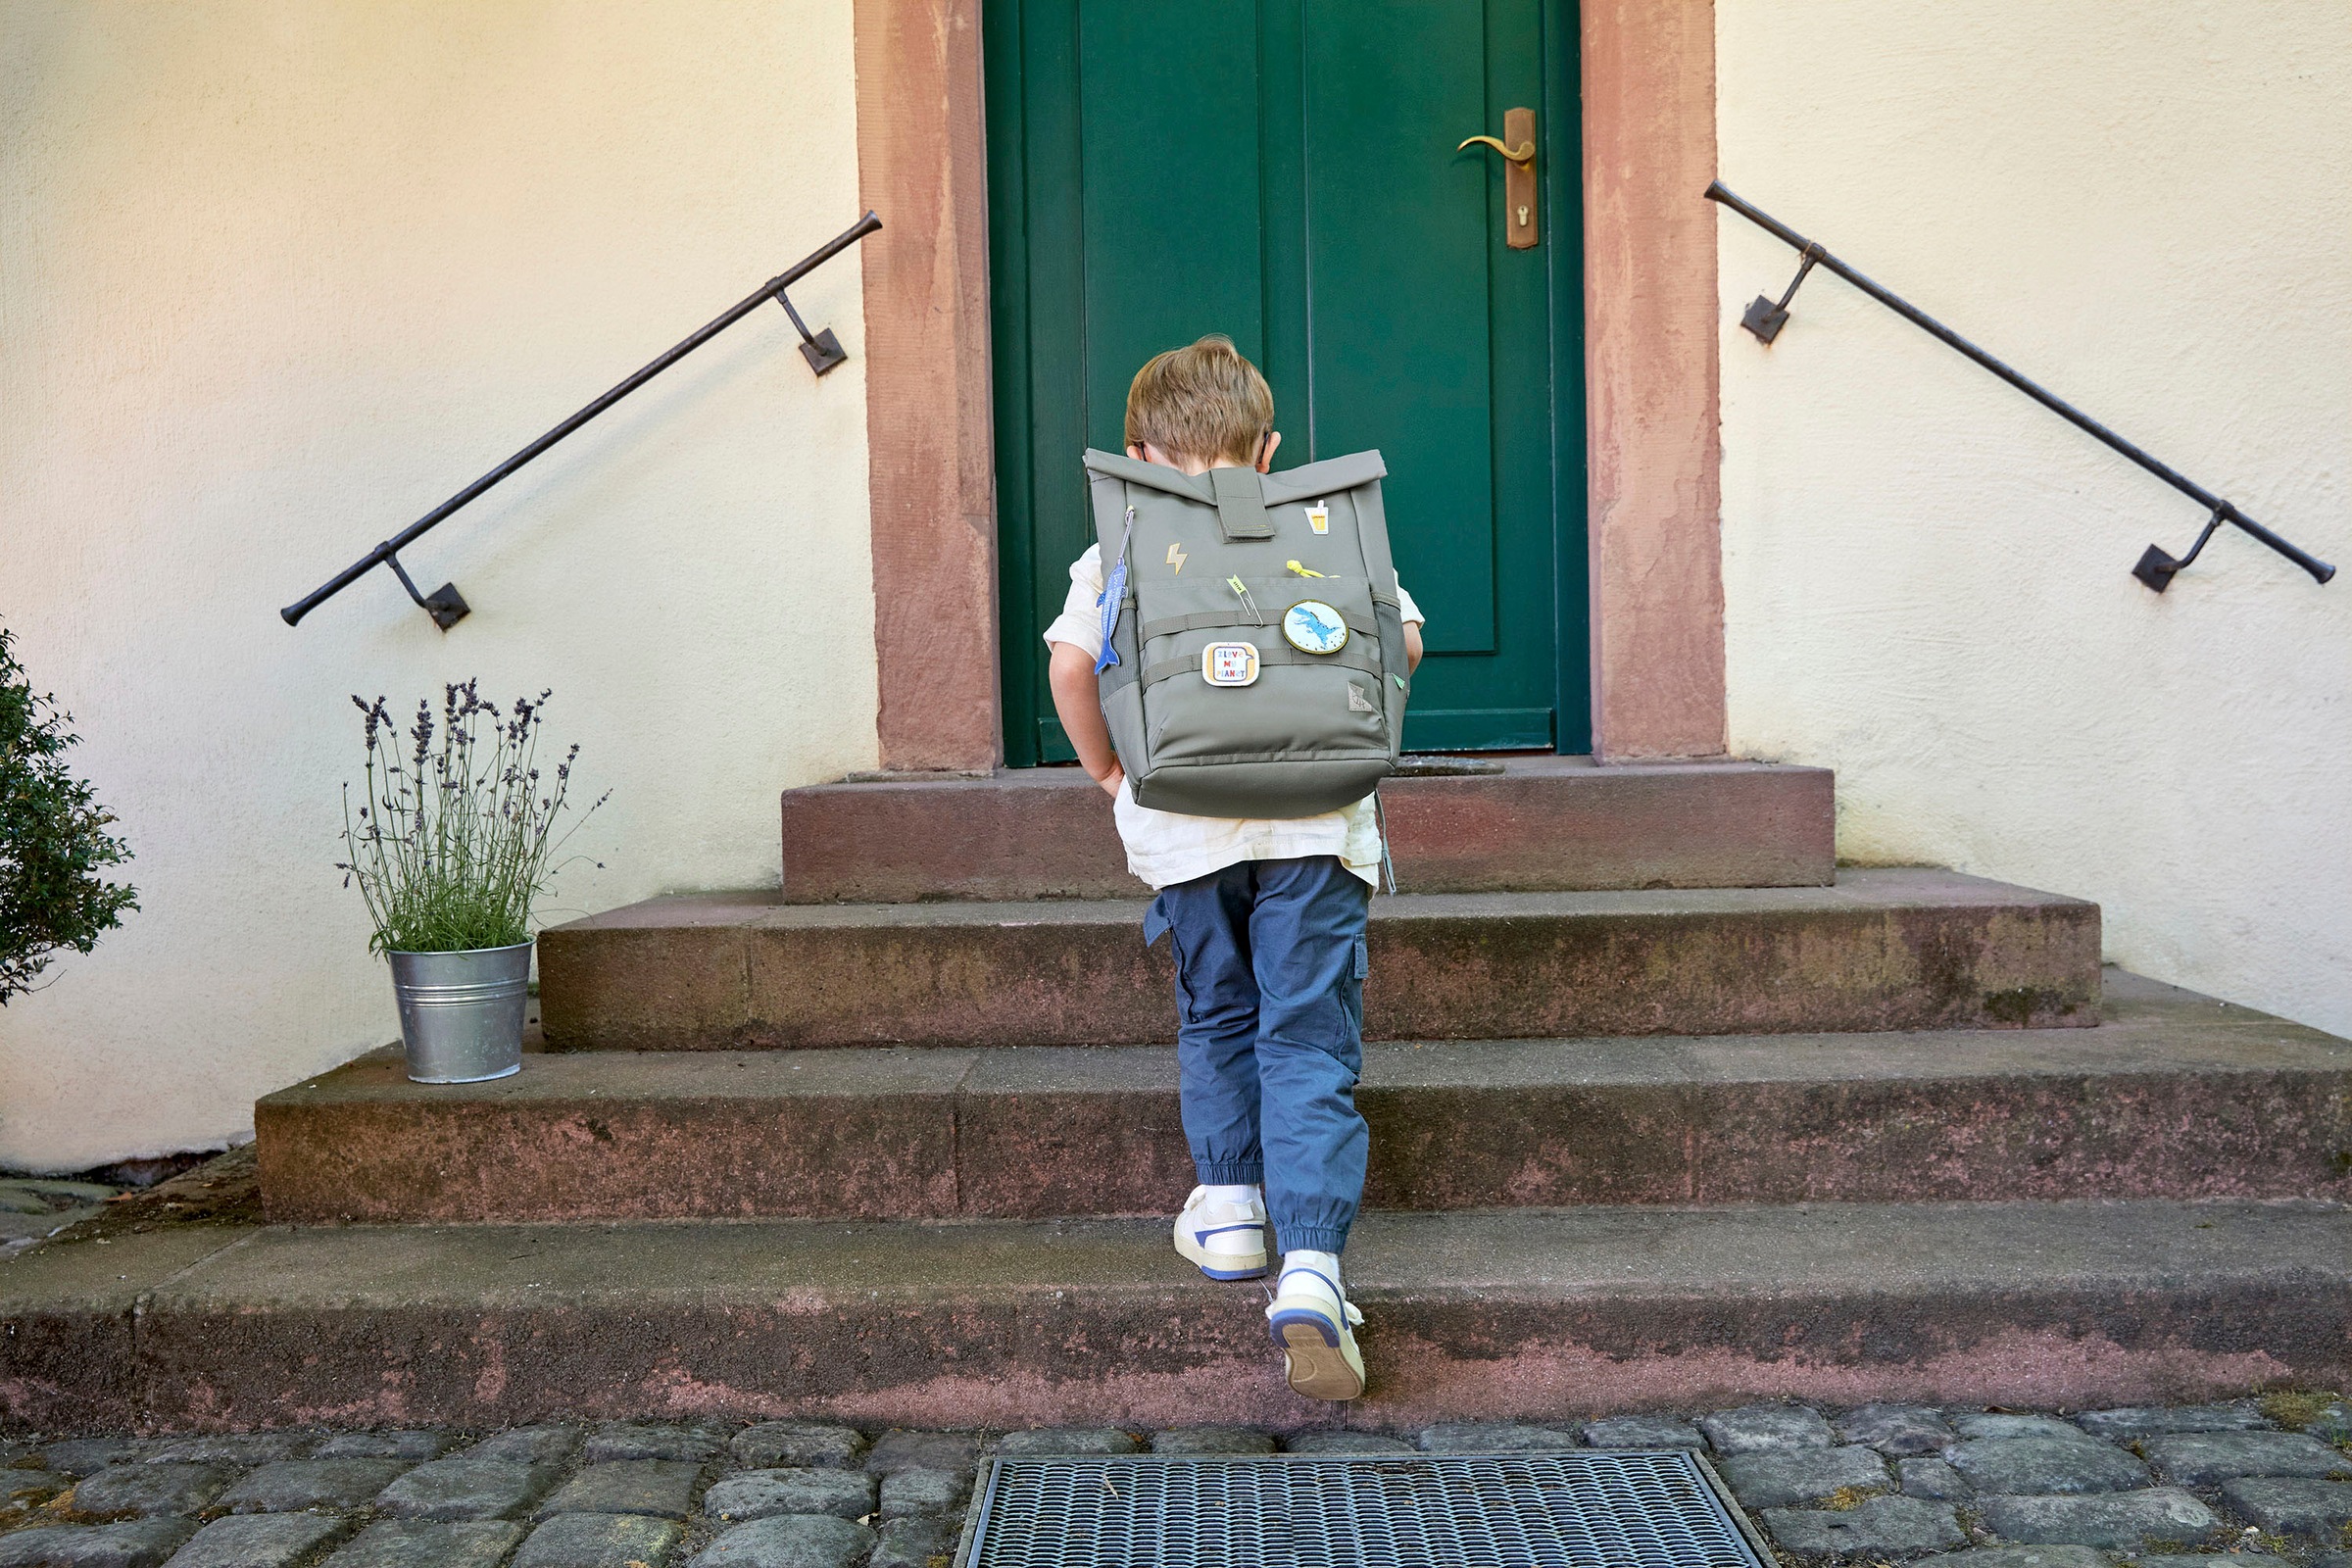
left=1168, top=931, right=1199, bottom=1024
left=1340, top=934, right=1368, bottom=1040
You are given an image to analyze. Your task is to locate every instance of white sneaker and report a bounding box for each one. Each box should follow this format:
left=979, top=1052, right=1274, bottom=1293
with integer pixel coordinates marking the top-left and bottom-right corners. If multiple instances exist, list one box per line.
left=1172, top=1186, right=1269, bottom=1280
left=1265, top=1264, right=1366, bottom=1400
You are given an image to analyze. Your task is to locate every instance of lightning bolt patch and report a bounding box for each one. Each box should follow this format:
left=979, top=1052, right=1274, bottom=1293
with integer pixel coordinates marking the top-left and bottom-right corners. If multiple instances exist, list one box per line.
left=1166, top=542, right=1189, bottom=573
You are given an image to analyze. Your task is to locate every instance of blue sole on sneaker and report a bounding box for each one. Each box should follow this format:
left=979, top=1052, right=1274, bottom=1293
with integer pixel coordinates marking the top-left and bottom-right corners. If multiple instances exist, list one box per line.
left=1267, top=1307, right=1341, bottom=1348
left=1174, top=1217, right=1268, bottom=1281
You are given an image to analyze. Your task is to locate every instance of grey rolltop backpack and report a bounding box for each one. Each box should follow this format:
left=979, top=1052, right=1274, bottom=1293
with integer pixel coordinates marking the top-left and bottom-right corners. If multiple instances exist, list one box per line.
left=1083, top=447, right=1410, bottom=818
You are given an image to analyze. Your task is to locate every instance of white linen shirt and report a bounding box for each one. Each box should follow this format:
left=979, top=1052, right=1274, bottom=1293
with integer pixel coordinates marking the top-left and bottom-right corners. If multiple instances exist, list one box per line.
left=1044, top=542, right=1425, bottom=891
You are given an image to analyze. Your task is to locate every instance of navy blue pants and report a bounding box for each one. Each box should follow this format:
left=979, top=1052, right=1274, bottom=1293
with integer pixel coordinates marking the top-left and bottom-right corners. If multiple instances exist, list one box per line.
left=1145, top=855, right=1371, bottom=1255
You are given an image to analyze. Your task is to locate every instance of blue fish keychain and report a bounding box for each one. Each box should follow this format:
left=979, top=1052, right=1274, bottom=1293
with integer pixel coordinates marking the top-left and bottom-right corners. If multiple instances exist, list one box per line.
left=1094, top=505, right=1137, bottom=674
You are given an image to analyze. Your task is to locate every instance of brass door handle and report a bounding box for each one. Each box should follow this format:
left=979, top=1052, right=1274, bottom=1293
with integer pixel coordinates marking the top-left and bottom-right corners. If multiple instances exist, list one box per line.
left=1457, top=134, right=1534, bottom=167
left=1459, top=108, right=1538, bottom=249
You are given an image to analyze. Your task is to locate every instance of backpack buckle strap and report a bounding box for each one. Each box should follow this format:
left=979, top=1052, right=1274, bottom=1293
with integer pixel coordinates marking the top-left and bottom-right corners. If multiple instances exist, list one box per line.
left=1208, top=466, right=1276, bottom=541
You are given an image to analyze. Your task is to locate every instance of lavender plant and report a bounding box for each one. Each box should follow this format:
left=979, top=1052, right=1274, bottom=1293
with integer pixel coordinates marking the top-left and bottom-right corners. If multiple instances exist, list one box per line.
left=339, top=683, right=607, bottom=954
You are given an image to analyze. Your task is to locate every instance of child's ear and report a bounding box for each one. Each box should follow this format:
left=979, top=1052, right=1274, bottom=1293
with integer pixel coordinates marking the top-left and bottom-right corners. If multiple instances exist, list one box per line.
left=1256, top=430, right=1283, bottom=472
left=1126, top=443, right=1147, bottom=462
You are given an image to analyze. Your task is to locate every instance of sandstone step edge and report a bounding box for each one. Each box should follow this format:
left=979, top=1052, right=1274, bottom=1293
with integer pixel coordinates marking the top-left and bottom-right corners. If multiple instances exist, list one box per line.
left=537, top=867, right=2103, bottom=1050
left=5, top=1198, right=2344, bottom=1433
left=781, top=757, right=1838, bottom=902
left=255, top=971, right=2352, bottom=1224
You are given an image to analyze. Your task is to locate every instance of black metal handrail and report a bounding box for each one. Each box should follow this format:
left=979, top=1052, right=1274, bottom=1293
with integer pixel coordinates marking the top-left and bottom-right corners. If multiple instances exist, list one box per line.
left=282, top=211, right=882, bottom=629
left=1705, top=181, right=2334, bottom=593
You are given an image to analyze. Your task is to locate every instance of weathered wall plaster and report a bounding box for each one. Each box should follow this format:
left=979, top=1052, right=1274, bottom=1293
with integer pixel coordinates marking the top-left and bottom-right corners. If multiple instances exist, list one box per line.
left=1716, top=3, right=2351, bottom=1035
left=0, top=2, right=875, bottom=1168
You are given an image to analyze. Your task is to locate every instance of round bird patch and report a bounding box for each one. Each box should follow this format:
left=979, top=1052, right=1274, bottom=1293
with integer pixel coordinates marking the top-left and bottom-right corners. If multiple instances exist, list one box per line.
left=1282, top=600, right=1348, bottom=655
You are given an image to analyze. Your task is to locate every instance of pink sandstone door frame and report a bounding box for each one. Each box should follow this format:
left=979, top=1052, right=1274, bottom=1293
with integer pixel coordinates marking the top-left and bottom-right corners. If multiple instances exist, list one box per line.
left=853, top=0, right=1726, bottom=770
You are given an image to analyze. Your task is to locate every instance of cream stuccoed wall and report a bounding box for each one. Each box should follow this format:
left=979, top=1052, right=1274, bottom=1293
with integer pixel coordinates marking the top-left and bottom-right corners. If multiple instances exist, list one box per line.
left=1716, top=4, right=2351, bottom=1035
left=0, top=3, right=875, bottom=1168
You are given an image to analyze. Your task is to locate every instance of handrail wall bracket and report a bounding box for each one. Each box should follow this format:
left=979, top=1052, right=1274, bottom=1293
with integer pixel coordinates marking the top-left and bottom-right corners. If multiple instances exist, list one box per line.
left=380, top=548, right=470, bottom=631
left=1740, top=243, right=1823, bottom=345
left=282, top=210, right=882, bottom=630
left=1705, top=180, right=2332, bottom=594
left=2131, top=508, right=2227, bottom=596
left=772, top=289, right=849, bottom=376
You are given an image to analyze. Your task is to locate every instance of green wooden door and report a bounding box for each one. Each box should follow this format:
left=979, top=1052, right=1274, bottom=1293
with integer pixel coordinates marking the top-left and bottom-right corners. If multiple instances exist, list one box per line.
left=989, top=0, right=1586, bottom=763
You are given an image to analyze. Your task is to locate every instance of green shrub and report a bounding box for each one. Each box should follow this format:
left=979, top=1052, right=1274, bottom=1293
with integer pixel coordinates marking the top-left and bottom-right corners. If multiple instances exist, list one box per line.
left=339, top=682, right=606, bottom=954
left=0, top=625, right=137, bottom=1003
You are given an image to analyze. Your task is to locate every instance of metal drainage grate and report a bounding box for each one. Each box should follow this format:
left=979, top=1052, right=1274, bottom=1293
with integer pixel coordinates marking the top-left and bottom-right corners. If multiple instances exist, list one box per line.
left=957, top=1450, right=1769, bottom=1568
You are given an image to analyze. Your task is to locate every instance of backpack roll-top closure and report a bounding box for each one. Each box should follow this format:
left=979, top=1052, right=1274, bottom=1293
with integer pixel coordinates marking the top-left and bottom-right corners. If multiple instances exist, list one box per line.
left=1082, top=449, right=1216, bottom=501
left=1257, top=449, right=1386, bottom=503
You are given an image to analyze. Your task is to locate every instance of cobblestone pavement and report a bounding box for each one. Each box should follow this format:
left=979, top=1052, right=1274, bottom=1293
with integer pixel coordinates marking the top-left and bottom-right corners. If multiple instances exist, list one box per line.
left=1, top=1396, right=2345, bottom=1567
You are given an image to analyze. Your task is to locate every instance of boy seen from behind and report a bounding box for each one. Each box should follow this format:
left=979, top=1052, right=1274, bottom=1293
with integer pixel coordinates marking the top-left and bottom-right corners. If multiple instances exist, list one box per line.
left=1044, top=335, right=1424, bottom=1401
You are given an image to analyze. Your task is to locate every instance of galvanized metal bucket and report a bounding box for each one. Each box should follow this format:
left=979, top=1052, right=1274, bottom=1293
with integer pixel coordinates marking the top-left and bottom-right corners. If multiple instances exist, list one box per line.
left=387, top=942, right=531, bottom=1084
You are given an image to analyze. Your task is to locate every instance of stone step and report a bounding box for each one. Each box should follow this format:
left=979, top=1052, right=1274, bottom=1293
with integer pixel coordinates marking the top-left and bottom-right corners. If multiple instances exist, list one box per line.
left=780, top=758, right=1835, bottom=902
left=256, top=973, right=2352, bottom=1225
left=6, top=1196, right=2343, bottom=1433
left=536, top=868, right=2101, bottom=1050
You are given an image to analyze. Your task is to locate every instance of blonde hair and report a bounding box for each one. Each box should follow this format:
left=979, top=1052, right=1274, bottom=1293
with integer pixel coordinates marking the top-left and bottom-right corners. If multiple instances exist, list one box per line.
left=1124, top=334, right=1274, bottom=466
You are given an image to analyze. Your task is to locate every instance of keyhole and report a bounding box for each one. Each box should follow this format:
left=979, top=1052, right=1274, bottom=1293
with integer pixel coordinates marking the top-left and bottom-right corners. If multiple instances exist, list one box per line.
left=1517, top=205, right=1530, bottom=227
